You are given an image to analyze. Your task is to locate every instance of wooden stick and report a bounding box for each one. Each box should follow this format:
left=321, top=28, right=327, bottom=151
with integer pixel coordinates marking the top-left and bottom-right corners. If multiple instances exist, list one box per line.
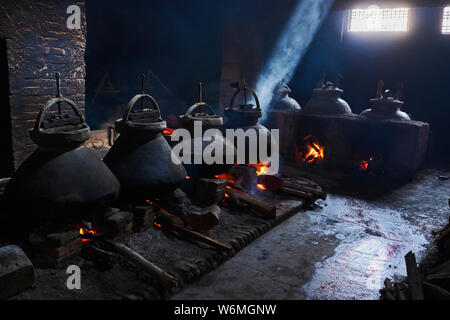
left=280, top=186, right=314, bottom=200
left=226, top=188, right=276, bottom=219
left=105, top=239, right=178, bottom=295
left=405, top=251, right=424, bottom=300
left=154, top=209, right=232, bottom=252
left=422, top=281, right=450, bottom=300
left=173, top=224, right=232, bottom=252
left=425, top=272, right=450, bottom=282
left=285, top=177, right=318, bottom=188
left=282, top=180, right=326, bottom=199
left=394, top=282, right=407, bottom=300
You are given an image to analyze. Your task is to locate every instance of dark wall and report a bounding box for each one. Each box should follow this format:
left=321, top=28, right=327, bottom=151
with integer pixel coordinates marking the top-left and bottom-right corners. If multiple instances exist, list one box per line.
left=0, top=0, right=87, bottom=171
left=290, top=7, right=450, bottom=164
left=86, top=0, right=224, bottom=127
left=0, top=39, right=14, bottom=177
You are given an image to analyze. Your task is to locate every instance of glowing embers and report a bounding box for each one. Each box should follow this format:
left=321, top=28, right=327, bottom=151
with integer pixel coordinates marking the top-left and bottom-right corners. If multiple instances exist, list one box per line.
left=257, top=184, right=268, bottom=190
left=79, top=226, right=97, bottom=243
left=360, top=157, right=373, bottom=172
left=249, top=163, right=271, bottom=176
left=296, top=135, right=325, bottom=165
left=163, top=128, right=175, bottom=137
left=215, top=173, right=236, bottom=184
left=349, top=6, right=409, bottom=32
left=357, top=155, right=385, bottom=175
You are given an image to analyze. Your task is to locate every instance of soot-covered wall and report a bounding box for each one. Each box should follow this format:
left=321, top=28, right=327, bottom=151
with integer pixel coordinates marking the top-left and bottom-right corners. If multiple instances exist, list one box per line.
left=0, top=0, right=87, bottom=174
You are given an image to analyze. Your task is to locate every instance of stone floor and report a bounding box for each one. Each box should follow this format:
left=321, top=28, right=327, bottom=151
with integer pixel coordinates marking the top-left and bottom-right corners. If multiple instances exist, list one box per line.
left=172, top=168, right=450, bottom=300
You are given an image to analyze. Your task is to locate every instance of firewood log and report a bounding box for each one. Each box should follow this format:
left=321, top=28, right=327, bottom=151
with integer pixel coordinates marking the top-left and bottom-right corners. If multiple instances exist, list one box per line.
left=405, top=251, right=424, bottom=300
left=225, top=188, right=276, bottom=219
left=105, top=239, right=178, bottom=296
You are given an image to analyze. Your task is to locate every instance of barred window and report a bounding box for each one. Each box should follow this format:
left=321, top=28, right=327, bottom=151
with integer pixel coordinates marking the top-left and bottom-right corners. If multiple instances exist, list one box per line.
left=442, top=7, right=450, bottom=34
left=349, top=6, right=409, bottom=32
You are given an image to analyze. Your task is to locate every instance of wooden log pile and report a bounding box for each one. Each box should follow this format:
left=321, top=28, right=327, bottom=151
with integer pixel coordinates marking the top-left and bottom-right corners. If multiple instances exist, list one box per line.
left=381, top=213, right=450, bottom=300
left=257, top=175, right=327, bottom=202
left=28, top=225, right=82, bottom=267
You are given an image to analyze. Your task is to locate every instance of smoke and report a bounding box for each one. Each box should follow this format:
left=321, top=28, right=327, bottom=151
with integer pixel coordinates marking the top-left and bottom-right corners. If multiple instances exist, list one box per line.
left=255, top=0, right=334, bottom=119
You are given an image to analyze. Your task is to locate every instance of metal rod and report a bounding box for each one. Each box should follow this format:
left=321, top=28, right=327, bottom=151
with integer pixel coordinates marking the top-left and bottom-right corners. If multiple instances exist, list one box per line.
left=55, top=72, right=62, bottom=115
left=198, top=82, right=203, bottom=103
left=198, top=82, right=203, bottom=113
left=141, top=73, right=145, bottom=110
left=242, top=79, right=247, bottom=105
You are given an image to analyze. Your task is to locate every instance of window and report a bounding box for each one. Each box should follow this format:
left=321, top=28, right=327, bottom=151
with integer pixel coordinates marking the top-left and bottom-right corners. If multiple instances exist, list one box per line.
left=443, top=7, right=450, bottom=34
left=349, top=6, right=409, bottom=32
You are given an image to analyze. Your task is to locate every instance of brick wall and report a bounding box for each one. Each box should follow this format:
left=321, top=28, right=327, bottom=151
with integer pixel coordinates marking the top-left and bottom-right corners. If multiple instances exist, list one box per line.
left=0, top=0, right=86, bottom=170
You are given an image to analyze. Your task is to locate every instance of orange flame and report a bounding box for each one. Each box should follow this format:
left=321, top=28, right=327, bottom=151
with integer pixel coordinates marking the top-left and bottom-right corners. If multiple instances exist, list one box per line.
left=185, top=176, right=191, bottom=180
left=222, top=193, right=231, bottom=207
left=296, top=140, right=325, bottom=164
left=153, top=221, right=163, bottom=229
left=215, top=173, right=236, bottom=184
left=79, top=227, right=97, bottom=243
left=249, top=163, right=270, bottom=176
left=257, top=184, right=267, bottom=190
left=360, top=157, right=373, bottom=172
left=163, top=128, right=175, bottom=137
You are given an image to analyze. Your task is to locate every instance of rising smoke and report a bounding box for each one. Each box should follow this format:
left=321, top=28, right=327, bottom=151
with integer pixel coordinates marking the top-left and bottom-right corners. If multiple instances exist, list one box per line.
left=255, top=0, right=334, bottom=118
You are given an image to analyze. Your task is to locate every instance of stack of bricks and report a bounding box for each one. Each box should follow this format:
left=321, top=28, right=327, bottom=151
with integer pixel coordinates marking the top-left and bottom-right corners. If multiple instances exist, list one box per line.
left=0, top=0, right=87, bottom=169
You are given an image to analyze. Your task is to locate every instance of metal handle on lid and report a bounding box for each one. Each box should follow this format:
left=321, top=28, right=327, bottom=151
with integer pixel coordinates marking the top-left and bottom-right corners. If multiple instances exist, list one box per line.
left=123, top=94, right=161, bottom=122
left=230, top=85, right=261, bottom=110
left=34, top=98, right=85, bottom=132
left=184, top=102, right=216, bottom=117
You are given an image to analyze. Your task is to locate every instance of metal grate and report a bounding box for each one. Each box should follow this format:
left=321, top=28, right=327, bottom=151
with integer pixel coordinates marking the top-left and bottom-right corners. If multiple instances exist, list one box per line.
left=349, top=6, right=409, bottom=32
left=443, top=7, right=450, bottom=34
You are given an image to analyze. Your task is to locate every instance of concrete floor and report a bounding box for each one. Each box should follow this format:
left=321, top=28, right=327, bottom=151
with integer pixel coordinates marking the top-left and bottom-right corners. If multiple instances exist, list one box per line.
left=172, top=169, right=450, bottom=300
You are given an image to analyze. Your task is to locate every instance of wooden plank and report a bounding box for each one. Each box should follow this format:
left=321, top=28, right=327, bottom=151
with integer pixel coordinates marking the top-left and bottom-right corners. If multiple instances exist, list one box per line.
left=405, top=251, right=424, bottom=300
left=226, top=188, right=276, bottom=219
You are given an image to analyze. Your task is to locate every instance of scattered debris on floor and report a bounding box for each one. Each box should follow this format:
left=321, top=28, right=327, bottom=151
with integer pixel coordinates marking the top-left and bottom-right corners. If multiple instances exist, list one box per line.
left=380, top=206, right=450, bottom=300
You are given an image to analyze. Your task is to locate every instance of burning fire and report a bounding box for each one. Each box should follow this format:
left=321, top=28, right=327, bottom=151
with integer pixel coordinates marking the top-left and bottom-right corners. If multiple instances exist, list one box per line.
left=215, top=173, right=235, bottom=184
left=249, top=163, right=270, bottom=176
left=360, top=157, right=373, bottom=172
left=257, top=184, right=267, bottom=190
left=222, top=193, right=231, bottom=207
left=79, top=227, right=97, bottom=243
left=163, top=128, right=175, bottom=137
left=296, top=137, right=324, bottom=164
left=153, top=221, right=163, bottom=229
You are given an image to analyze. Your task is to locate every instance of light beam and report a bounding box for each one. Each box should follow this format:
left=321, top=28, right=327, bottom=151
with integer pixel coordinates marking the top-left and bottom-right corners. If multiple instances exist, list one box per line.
left=254, top=0, right=334, bottom=119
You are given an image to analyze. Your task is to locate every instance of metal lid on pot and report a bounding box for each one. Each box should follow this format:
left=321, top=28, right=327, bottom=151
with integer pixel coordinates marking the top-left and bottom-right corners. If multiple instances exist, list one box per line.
left=313, top=81, right=343, bottom=95
left=360, top=81, right=410, bottom=120
left=179, top=82, right=223, bottom=130
left=115, top=74, right=166, bottom=135
left=30, top=72, right=90, bottom=149
left=303, top=74, right=352, bottom=115
left=370, top=81, right=404, bottom=107
left=225, top=79, right=263, bottom=125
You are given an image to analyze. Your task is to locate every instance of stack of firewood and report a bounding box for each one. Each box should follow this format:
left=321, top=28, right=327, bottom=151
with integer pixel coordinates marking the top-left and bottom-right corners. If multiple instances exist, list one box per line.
left=380, top=215, right=450, bottom=300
